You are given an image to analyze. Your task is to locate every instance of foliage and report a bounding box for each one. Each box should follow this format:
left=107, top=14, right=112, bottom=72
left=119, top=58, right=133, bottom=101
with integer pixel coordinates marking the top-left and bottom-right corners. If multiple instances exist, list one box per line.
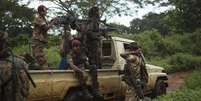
left=48, top=35, right=60, bottom=47
left=0, top=0, right=34, bottom=37
left=151, top=0, right=201, bottom=32
left=13, top=45, right=60, bottom=68
left=9, top=34, right=30, bottom=47
left=185, top=70, right=201, bottom=89
left=130, top=12, right=170, bottom=35
left=154, top=70, right=201, bottom=101
left=13, top=45, right=30, bottom=55
left=44, top=46, right=60, bottom=68
left=168, top=53, right=201, bottom=72
left=114, top=28, right=201, bottom=72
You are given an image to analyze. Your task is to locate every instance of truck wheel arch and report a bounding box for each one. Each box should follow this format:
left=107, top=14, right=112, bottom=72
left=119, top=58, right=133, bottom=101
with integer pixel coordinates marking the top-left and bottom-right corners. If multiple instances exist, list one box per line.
left=63, top=87, right=82, bottom=101
left=151, top=76, right=168, bottom=98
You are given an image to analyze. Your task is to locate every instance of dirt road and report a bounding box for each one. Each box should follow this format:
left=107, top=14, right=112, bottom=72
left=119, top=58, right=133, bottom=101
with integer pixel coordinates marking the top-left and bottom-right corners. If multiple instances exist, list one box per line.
left=167, top=71, right=192, bottom=92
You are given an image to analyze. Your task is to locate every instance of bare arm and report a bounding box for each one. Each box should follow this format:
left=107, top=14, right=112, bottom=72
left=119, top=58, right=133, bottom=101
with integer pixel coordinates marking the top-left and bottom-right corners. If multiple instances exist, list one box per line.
left=66, top=54, right=84, bottom=73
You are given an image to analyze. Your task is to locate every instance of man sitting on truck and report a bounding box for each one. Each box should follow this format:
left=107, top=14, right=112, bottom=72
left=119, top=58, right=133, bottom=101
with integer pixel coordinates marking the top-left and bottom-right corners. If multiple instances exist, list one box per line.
left=66, top=39, right=93, bottom=100
left=121, top=42, right=148, bottom=101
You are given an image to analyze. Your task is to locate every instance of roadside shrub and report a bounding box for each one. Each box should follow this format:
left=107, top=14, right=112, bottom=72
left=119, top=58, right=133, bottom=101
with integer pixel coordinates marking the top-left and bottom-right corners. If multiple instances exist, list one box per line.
left=169, top=53, right=201, bottom=71
left=148, top=57, right=172, bottom=72
left=185, top=70, right=201, bottom=89
left=154, top=70, right=201, bottom=101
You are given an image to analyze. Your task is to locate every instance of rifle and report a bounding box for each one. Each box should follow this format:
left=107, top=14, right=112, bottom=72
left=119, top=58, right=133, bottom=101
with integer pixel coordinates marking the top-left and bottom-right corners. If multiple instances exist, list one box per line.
left=99, top=27, right=118, bottom=38
left=122, top=64, right=145, bottom=100
left=19, top=53, right=37, bottom=88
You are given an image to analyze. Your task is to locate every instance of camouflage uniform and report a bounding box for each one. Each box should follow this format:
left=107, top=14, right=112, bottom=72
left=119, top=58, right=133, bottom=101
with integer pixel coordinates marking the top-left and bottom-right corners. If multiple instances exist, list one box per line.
left=121, top=43, right=148, bottom=101
left=0, top=31, right=29, bottom=101
left=31, top=14, right=49, bottom=69
left=121, top=53, right=142, bottom=101
left=82, top=7, right=103, bottom=99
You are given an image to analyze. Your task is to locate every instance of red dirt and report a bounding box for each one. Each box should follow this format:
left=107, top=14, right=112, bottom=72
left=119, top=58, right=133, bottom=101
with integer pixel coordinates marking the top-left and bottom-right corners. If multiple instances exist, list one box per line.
left=167, top=71, right=192, bottom=92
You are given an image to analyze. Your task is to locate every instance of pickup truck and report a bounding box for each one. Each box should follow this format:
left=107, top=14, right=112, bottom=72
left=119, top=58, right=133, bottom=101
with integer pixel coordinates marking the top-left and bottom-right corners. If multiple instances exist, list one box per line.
left=28, top=37, right=168, bottom=101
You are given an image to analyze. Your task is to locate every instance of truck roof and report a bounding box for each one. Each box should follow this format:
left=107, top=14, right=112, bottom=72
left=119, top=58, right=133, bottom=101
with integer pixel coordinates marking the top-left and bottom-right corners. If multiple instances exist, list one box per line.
left=111, top=37, right=135, bottom=43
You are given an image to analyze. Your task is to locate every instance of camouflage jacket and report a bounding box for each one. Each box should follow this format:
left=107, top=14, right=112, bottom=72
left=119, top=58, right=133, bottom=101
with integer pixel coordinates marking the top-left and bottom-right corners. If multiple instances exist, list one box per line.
left=32, top=14, right=49, bottom=43
left=121, top=52, right=142, bottom=82
left=0, top=55, right=29, bottom=101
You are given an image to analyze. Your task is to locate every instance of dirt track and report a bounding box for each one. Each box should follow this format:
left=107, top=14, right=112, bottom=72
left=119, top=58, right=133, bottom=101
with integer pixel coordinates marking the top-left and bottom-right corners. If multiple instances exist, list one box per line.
left=167, top=71, right=192, bottom=92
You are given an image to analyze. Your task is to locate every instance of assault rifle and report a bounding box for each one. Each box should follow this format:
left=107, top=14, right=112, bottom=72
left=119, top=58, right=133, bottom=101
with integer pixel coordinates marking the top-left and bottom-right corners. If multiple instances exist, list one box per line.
left=123, top=74, right=145, bottom=100
left=53, top=15, right=76, bottom=26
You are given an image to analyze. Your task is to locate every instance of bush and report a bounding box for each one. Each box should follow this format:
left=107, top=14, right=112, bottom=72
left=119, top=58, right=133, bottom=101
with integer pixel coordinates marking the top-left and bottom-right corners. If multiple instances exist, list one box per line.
left=154, top=70, right=201, bottom=101
left=148, top=57, right=173, bottom=72
left=13, top=45, right=61, bottom=68
left=154, top=88, right=201, bottom=101
left=44, top=46, right=60, bottom=68
left=168, top=53, right=201, bottom=72
left=185, top=70, right=201, bottom=89
left=13, top=45, right=30, bottom=55
left=9, top=34, right=30, bottom=47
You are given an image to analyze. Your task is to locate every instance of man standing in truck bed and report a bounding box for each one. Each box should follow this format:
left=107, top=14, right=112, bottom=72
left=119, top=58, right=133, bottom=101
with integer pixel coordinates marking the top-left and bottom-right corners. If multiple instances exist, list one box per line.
left=74, top=7, right=104, bottom=100
left=31, top=5, right=57, bottom=69
left=121, top=42, right=148, bottom=101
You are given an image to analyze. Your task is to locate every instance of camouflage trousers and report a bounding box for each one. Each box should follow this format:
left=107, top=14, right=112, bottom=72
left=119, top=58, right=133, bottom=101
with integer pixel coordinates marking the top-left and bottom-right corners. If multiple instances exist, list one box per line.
left=31, top=40, right=48, bottom=69
left=125, top=86, right=140, bottom=101
left=0, top=62, right=29, bottom=101
left=86, top=40, right=101, bottom=68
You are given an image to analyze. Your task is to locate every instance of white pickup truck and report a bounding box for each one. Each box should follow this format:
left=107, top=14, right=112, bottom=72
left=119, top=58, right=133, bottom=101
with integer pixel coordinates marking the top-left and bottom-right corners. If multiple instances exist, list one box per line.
left=28, top=37, right=168, bottom=101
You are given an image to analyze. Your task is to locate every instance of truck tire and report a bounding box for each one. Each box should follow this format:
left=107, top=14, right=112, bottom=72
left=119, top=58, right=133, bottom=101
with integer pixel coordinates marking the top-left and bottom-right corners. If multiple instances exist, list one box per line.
left=63, top=90, right=92, bottom=101
left=152, top=79, right=167, bottom=98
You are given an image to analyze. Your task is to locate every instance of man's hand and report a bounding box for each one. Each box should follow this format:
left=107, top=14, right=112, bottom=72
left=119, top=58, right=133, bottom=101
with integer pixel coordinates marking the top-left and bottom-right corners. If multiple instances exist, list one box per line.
left=50, top=17, right=59, bottom=26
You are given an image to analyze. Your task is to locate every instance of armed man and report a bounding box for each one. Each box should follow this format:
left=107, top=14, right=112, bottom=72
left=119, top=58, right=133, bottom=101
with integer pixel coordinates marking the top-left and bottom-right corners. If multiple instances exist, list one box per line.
left=0, top=31, right=30, bottom=101
left=76, top=6, right=105, bottom=100
left=67, top=39, right=93, bottom=100
left=31, top=5, right=57, bottom=69
left=121, top=42, right=148, bottom=101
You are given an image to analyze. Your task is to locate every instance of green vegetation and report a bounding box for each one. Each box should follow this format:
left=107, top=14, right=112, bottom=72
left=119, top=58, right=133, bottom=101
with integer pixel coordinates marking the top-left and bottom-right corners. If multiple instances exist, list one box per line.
left=154, top=70, right=201, bottom=101
left=44, top=46, right=60, bottom=68
left=113, top=29, right=201, bottom=73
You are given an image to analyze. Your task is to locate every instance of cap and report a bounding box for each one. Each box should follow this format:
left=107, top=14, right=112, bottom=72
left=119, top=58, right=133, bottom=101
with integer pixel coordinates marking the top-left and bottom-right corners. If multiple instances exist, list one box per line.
left=72, top=39, right=81, bottom=47
left=37, top=5, right=48, bottom=13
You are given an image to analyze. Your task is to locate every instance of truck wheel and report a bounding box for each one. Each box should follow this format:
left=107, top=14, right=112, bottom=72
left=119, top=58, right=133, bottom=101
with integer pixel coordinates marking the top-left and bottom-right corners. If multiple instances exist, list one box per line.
left=63, top=90, right=92, bottom=101
left=152, top=79, right=167, bottom=98
left=63, top=90, right=81, bottom=101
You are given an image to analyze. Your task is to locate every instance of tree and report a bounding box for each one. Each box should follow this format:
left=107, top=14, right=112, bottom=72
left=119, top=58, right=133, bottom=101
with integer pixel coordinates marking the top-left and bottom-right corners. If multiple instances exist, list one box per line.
left=0, top=0, right=34, bottom=37
left=130, top=12, right=170, bottom=35
left=38, top=0, right=154, bottom=20
left=151, top=0, right=201, bottom=32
